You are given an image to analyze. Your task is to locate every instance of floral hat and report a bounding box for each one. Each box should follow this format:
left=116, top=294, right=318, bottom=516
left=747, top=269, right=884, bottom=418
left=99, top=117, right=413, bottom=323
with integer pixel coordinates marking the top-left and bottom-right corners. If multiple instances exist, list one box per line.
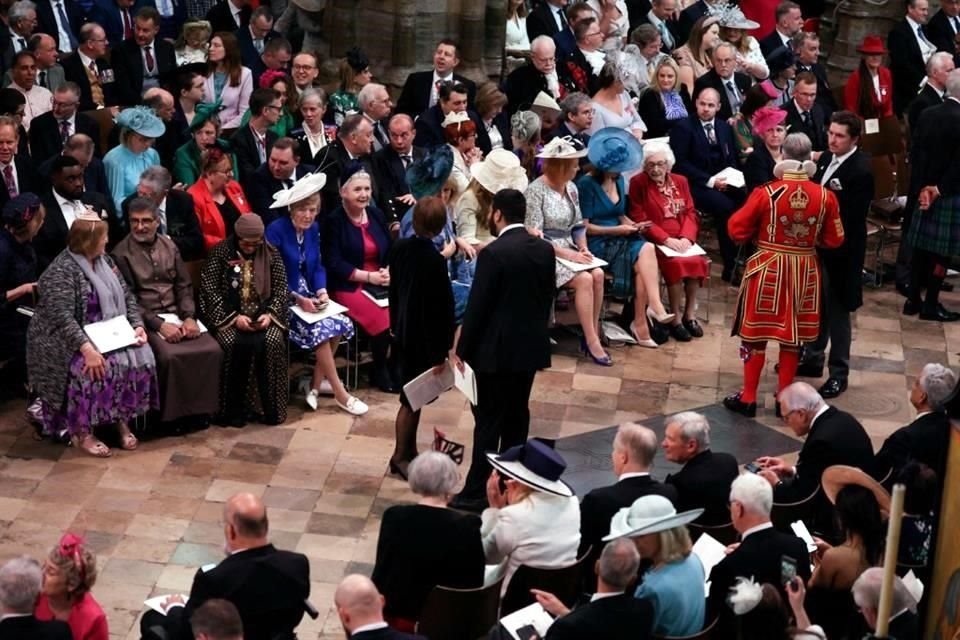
left=115, top=106, right=165, bottom=138
left=536, top=135, right=588, bottom=159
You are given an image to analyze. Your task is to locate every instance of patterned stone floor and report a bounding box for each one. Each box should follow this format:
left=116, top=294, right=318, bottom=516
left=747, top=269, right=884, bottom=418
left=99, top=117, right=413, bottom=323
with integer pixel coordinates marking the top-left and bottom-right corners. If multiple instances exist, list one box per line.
left=1, top=267, right=957, bottom=639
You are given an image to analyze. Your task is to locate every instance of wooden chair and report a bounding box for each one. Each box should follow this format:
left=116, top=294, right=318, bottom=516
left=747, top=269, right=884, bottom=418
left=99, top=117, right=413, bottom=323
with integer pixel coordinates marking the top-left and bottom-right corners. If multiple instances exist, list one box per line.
left=500, top=546, right=594, bottom=616
left=82, top=108, right=116, bottom=154
left=689, top=521, right=738, bottom=546
left=416, top=575, right=504, bottom=640
left=654, top=616, right=718, bottom=640
left=184, top=260, right=203, bottom=294
left=864, top=152, right=907, bottom=288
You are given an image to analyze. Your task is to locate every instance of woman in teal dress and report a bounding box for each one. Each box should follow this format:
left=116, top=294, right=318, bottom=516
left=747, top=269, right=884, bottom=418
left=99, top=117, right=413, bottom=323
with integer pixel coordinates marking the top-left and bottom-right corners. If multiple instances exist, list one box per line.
left=328, top=47, right=372, bottom=126
left=103, top=107, right=164, bottom=214
left=577, top=128, right=673, bottom=347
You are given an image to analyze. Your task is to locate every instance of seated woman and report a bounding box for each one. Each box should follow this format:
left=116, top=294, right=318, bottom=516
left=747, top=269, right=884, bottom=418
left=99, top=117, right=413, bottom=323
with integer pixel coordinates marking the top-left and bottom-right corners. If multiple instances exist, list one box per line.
left=844, top=36, right=894, bottom=119
left=511, top=110, right=542, bottom=181
left=443, top=111, right=483, bottom=195
left=636, top=58, right=691, bottom=140
left=321, top=163, right=396, bottom=392
left=241, top=71, right=296, bottom=137
left=526, top=137, right=612, bottom=365
left=531, top=91, right=562, bottom=141
left=483, top=439, right=581, bottom=597
left=717, top=7, right=768, bottom=81
left=505, top=0, right=531, bottom=63
left=373, top=452, right=485, bottom=631
left=200, top=214, right=289, bottom=426
left=744, top=106, right=787, bottom=191
left=173, top=103, right=238, bottom=186
left=606, top=495, right=705, bottom=637
left=732, top=83, right=778, bottom=164
left=204, top=32, right=253, bottom=131
left=188, top=146, right=252, bottom=251
left=588, top=63, right=646, bottom=140
left=766, top=47, right=797, bottom=108
left=293, top=88, right=337, bottom=166
left=629, top=141, right=711, bottom=341
left=264, top=173, right=367, bottom=416
left=329, top=47, right=372, bottom=126
left=0, top=194, right=43, bottom=396
left=673, top=16, right=721, bottom=96
left=103, top=106, right=164, bottom=214
left=175, top=19, right=211, bottom=65
left=577, top=128, right=674, bottom=348
left=476, top=82, right=511, bottom=151
left=26, top=208, right=157, bottom=457
left=35, top=534, right=108, bottom=640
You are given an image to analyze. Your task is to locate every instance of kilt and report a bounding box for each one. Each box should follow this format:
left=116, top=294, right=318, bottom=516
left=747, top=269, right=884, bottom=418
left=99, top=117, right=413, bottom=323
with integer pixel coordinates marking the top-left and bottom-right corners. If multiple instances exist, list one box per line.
left=906, top=195, right=960, bottom=257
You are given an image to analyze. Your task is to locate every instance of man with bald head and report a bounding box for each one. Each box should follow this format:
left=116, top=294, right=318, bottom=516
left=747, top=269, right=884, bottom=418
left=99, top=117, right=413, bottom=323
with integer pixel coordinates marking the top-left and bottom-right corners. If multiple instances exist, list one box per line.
left=139, top=492, right=310, bottom=640
left=335, top=574, right=426, bottom=639
left=372, top=113, right=425, bottom=224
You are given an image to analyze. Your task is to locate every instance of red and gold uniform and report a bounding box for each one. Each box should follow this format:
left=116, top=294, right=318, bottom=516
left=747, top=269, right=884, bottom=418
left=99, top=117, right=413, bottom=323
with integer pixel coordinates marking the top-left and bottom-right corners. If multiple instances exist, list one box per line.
left=725, top=168, right=845, bottom=410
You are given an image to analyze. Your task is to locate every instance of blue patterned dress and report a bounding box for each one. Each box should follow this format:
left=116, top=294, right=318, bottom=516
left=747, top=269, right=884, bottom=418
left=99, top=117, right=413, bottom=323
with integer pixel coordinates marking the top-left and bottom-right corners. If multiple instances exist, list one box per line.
left=288, top=239, right=354, bottom=350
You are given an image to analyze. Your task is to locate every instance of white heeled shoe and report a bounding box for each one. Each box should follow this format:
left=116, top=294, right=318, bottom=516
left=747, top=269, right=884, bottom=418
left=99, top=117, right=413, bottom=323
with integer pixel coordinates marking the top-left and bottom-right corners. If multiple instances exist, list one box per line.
left=646, top=307, right=676, bottom=325
left=629, top=323, right=659, bottom=349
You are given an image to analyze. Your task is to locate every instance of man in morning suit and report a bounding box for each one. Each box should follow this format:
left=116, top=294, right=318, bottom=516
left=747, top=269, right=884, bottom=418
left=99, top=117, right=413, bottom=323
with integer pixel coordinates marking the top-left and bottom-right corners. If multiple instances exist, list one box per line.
left=230, top=87, right=281, bottom=187
left=122, top=165, right=204, bottom=262
left=89, top=0, right=150, bottom=50
left=334, top=575, right=425, bottom=640
left=236, top=6, right=278, bottom=70
left=111, top=7, right=176, bottom=106
left=693, top=43, right=751, bottom=121
left=876, top=363, right=955, bottom=482
left=413, top=81, right=491, bottom=155
left=140, top=493, right=310, bottom=640
left=0, top=556, right=72, bottom=640
left=924, top=0, right=960, bottom=55
left=504, top=36, right=570, bottom=115
left=449, top=189, right=556, bottom=513
left=578, top=423, right=677, bottom=577
left=527, top=0, right=569, bottom=42
left=669, top=87, right=743, bottom=282
left=793, top=32, right=838, bottom=118
left=908, top=51, right=953, bottom=131
left=709, top=474, right=812, bottom=638
left=799, top=111, right=872, bottom=398
left=28, top=82, right=99, bottom=165
left=35, top=0, right=83, bottom=54
left=759, top=0, right=803, bottom=57
left=662, top=411, right=739, bottom=526
left=205, top=0, right=250, bottom=34
left=639, top=0, right=682, bottom=53
left=313, top=113, right=375, bottom=216
left=534, top=538, right=655, bottom=640
left=246, top=137, right=314, bottom=224
left=782, top=72, right=828, bottom=151
left=395, top=39, right=476, bottom=118
left=888, top=0, right=938, bottom=117
left=62, top=23, right=118, bottom=111
left=0, top=118, right=39, bottom=212
left=371, top=114, right=425, bottom=225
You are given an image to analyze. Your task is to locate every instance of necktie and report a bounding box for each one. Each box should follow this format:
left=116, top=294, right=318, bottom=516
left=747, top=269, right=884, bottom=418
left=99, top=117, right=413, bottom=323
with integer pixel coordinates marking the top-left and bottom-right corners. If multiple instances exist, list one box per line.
left=55, top=2, right=79, bottom=50
left=726, top=80, right=741, bottom=112
left=17, top=38, right=25, bottom=51
left=704, top=122, right=716, bottom=144
left=657, top=20, right=673, bottom=49
left=144, top=45, right=155, bottom=73
left=284, top=178, right=293, bottom=189
left=3, top=165, right=17, bottom=197
left=88, top=61, right=104, bottom=106
left=157, top=208, right=166, bottom=234
left=821, top=157, right=840, bottom=185
left=122, top=9, right=132, bottom=40
left=38, top=70, right=46, bottom=88
left=802, top=111, right=812, bottom=127
left=400, top=154, right=412, bottom=168
left=557, top=8, right=567, bottom=29
left=254, top=38, right=264, bottom=54
left=60, top=119, right=70, bottom=142
left=954, top=16, right=960, bottom=33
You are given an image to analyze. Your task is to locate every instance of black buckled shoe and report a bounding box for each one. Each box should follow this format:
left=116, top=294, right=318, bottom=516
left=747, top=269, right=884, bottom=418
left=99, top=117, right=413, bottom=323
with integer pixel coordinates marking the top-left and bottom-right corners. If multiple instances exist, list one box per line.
left=683, top=318, right=704, bottom=338
left=818, top=377, right=848, bottom=399
left=919, top=305, right=960, bottom=322
left=670, top=322, right=692, bottom=342
left=723, top=392, right=757, bottom=417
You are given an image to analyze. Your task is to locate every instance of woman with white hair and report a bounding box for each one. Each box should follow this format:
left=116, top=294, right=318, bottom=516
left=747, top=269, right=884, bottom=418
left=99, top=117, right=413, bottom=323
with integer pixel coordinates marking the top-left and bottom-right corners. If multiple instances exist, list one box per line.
left=372, top=452, right=484, bottom=631
left=628, top=140, right=710, bottom=342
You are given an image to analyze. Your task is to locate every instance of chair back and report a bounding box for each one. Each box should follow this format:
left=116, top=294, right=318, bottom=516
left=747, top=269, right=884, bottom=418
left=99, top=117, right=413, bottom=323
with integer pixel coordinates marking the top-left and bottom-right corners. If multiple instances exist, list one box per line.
left=654, top=616, right=718, bottom=640
left=416, top=575, right=504, bottom=640
left=184, top=260, right=203, bottom=295
left=688, top=521, right=738, bottom=546
left=500, top=547, right=593, bottom=616
left=770, top=485, right=822, bottom=532
left=83, top=108, right=115, bottom=154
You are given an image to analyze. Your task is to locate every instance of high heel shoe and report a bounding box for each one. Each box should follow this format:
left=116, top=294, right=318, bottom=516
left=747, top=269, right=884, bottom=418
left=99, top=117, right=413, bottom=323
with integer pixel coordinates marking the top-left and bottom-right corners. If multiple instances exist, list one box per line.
left=628, top=323, right=659, bottom=349
left=646, top=307, right=676, bottom=325
left=388, top=458, right=410, bottom=480
left=580, top=336, right=614, bottom=366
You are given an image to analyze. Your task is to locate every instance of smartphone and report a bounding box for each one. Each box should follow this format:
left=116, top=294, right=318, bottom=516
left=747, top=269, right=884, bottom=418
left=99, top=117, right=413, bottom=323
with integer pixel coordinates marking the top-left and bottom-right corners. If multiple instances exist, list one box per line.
left=516, top=625, right=541, bottom=640
left=780, top=555, right=798, bottom=586
left=744, top=462, right=762, bottom=474
left=497, top=474, right=508, bottom=495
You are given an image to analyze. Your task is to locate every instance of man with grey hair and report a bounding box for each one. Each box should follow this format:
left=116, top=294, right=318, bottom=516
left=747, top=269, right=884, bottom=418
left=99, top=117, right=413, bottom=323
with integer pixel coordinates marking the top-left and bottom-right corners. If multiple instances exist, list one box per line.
left=505, top=35, right=569, bottom=114
left=358, top=83, right=393, bottom=152
left=907, top=51, right=954, bottom=131
left=877, top=362, right=956, bottom=481
left=629, top=25, right=667, bottom=89
left=578, top=423, right=677, bottom=584
left=708, top=473, right=811, bottom=638
left=4, top=1, right=37, bottom=66
left=531, top=538, right=655, bottom=638
left=693, top=41, right=751, bottom=120
left=852, top=567, right=920, bottom=638
left=0, top=556, right=71, bottom=639
left=662, top=412, right=739, bottom=525
left=554, top=91, right=592, bottom=146
left=122, top=165, right=203, bottom=261
left=27, top=82, right=98, bottom=165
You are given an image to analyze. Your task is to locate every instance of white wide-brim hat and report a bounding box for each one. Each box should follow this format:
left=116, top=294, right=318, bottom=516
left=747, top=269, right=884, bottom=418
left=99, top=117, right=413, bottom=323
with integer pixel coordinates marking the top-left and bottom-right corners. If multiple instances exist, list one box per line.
left=486, top=439, right=574, bottom=498
left=270, top=172, right=328, bottom=209
left=602, top=494, right=704, bottom=541
left=471, top=149, right=529, bottom=194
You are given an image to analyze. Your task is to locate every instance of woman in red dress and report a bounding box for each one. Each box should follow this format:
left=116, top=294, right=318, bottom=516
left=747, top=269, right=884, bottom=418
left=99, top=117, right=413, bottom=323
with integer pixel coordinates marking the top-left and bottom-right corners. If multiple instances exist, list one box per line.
left=628, top=140, right=710, bottom=341
left=35, top=533, right=108, bottom=640
left=843, top=36, right=894, bottom=119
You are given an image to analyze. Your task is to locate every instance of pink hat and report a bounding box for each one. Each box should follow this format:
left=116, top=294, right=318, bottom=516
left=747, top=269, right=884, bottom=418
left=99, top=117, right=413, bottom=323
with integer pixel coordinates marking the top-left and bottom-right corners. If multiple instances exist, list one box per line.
left=751, top=106, right=788, bottom=137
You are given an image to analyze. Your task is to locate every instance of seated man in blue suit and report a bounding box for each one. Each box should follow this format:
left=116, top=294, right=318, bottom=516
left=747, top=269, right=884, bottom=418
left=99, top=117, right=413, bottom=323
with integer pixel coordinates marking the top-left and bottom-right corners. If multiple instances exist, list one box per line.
left=669, top=87, right=745, bottom=282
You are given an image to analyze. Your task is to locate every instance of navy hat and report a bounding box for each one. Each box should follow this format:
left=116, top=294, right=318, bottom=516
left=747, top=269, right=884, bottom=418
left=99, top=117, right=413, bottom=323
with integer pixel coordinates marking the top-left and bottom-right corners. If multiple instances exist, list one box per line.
left=340, top=160, right=372, bottom=188
left=587, top=127, right=644, bottom=174
left=767, top=46, right=796, bottom=77
left=406, top=146, right=454, bottom=199
left=345, top=47, right=370, bottom=73
left=1, top=192, right=42, bottom=230
left=487, top=438, right=573, bottom=497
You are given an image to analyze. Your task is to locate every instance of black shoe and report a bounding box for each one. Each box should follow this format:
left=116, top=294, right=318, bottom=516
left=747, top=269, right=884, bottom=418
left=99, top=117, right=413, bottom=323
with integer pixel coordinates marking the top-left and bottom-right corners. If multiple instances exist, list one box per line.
left=903, top=299, right=921, bottom=316
left=683, top=318, right=704, bottom=338
left=372, top=367, right=400, bottom=393
left=670, top=322, right=692, bottom=342
left=795, top=361, right=824, bottom=378
left=723, top=392, right=757, bottom=417
left=649, top=318, right=670, bottom=345
left=448, top=494, right=488, bottom=513
left=775, top=401, right=783, bottom=419
left=919, top=305, right=960, bottom=322
left=819, top=377, right=848, bottom=398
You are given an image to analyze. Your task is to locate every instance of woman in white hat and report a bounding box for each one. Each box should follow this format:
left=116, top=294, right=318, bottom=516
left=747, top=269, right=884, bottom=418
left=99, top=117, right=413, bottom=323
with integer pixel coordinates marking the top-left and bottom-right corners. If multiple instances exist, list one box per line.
left=443, top=111, right=484, bottom=195
left=454, top=148, right=530, bottom=255
left=604, top=494, right=706, bottom=636
left=264, top=172, right=368, bottom=416
left=525, top=136, right=612, bottom=365
left=714, top=4, right=769, bottom=81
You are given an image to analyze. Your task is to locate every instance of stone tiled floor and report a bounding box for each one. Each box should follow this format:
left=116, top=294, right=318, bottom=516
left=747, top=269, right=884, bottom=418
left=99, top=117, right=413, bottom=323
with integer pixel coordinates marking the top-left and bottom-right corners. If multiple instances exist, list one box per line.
left=1, top=269, right=956, bottom=639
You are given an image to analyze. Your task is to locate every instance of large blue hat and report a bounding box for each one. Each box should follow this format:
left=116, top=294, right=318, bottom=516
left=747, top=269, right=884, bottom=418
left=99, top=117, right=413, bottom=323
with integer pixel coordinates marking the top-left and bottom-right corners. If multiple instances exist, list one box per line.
left=487, top=438, right=573, bottom=497
left=406, top=145, right=454, bottom=199
left=115, top=105, right=166, bottom=138
left=587, top=127, right=644, bottom=174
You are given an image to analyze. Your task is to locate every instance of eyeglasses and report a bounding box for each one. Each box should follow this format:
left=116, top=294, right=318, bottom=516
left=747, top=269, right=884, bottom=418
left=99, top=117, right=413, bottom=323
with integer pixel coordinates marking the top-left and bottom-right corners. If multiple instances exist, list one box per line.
left=265, top=104, right=283, bottom=112
left=292, top=64, right=316, bottom=72
left=52, top=100, right=79, bottom=108
left=646, top=160, right=668, bottom=168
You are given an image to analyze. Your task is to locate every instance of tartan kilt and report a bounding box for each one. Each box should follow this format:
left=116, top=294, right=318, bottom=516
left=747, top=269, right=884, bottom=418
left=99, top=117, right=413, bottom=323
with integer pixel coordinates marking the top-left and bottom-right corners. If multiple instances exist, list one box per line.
left=906, top=195, right=960, bottom=257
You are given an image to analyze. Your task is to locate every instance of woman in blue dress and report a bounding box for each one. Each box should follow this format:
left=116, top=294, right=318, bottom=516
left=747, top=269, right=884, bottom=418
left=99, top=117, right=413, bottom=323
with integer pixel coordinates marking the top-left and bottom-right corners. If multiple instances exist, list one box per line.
left=103, top=107, right=164, bottom=215
left=577, top=128, right=674, bottom=347
left=265, top=172, right=368, bottom=416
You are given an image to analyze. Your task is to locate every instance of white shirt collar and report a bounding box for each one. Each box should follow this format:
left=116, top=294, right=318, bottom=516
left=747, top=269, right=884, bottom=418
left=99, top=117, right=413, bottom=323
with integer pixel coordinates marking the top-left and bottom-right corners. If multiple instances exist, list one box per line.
left=647, top=10, right=665, bottom=25
left=53, top=189, right=81, bottom=228
left=498, top=223, right=525, bottom=235
left=914, top=410, right=934, bottom=420
left=158, top=196, right=167, bottom=212
left=433, top=70, right=453, bottom=83
left=78, top=50, right=94, bottom=67
left=811, top=404, right=829, bottom=426
left=906, top=15, right=922, bottom=31
left=741, top=522, right=774, bottom=539
left=776, top=29, right=791, bottom=44
left=700, top=118, right=715, bottom=128
left=351, top=622, right=389, bottom=634
left=618, top=471, right=650, bottom=481
left=830, top=145, right=857, bottom=167
left=590, top=590, right=624, bottom=602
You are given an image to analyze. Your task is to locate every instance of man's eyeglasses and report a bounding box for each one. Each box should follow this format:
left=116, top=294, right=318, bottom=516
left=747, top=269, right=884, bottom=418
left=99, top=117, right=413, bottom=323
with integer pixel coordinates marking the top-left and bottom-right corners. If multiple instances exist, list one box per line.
left=292, top=64, right=316, bottom=72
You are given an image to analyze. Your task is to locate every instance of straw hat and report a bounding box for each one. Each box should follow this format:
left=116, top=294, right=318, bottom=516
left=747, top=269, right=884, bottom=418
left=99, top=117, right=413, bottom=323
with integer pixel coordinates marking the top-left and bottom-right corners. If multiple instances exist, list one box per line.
left=536, top=135, right=588, bottom=159
left=603, top=494, right=703, bottom=541
left=821, top=465, right=891, bottom=513
left=531, top=91, right=561, bottom=113
left=856, top=35, right=888, bottom=55
left=270, top=172, right=328, bottom=209
left=487, top=439, right=574, bottom=498
left=470, top=149, right=529, bottom=194
left=587, top=127, right=644, bottom=174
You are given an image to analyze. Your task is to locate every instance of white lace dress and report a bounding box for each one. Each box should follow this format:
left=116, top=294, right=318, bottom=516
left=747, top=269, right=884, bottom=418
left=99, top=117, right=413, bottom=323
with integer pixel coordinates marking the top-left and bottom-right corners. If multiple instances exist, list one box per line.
left=524, top=177, right=583, bottom=287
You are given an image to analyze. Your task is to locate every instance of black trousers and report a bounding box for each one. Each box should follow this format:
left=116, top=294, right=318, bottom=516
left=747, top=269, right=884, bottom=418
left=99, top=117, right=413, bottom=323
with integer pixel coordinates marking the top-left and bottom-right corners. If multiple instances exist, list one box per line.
left=803, top=283, right=852, bottom=381
left=458, top=369, right=537, bottom=501
left=909, top=248, right=950, bottom=310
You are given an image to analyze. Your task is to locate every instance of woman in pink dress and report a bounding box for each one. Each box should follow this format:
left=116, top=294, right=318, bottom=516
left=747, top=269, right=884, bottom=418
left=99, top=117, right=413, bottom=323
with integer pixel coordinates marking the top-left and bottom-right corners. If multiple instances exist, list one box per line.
left=35, top=533, right=108, bottom=640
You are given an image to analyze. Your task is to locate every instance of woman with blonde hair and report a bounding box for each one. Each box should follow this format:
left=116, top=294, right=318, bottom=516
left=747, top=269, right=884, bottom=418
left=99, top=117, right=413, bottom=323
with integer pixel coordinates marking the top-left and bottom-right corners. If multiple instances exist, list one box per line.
left=35, top=533, right=108, bottom=639
left=637, top=57, right=691, bottom=139
left=455, top=149, right=529, bottom=258
left=673, top=15, right=722, bottom=95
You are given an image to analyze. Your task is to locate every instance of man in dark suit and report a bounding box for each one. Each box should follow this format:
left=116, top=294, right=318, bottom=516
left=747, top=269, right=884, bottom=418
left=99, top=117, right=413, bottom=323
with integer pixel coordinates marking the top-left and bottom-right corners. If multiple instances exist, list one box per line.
left=413, top=81, right=491, bottom=155
left=88, top=0, right=151, bottom=51
left=781, top=72, right=828, bottom=151
left=230, top=87, right=280, bottom=187
left=205, top=0, right=250, bottom=34
left=800, top=112, right=872, bottom=397
left=504, top=36, right=571, bottom=115
left=111, top=7, right=176, bottom=106
left=639, top=0, right=682, bottom=53
left=236, top=6, right=278, bottom=70
left=122, top=165, right=204, bottom=261
left=853, top=568, right=921, bottom=640
left=670, top=87, right=743, bottom=282
left=693, top=43, right=751, bottom=121
left=395, top=39, right=476, bottom=117
left=876, top=363, right=954, bottom=482
left=907, top=51, right=953, bottom=131
left=793, top=31, right=838, bottom=118
left=449, top=188, right=556, bottom=512
left=187, top=599, right=243, bottom=640
left=0, top=119, right=39, bottom=213
left=313, top=113, right=375, bottom=216
left=334, top=574, right=426, bottom=640
left=708, top=473, right=812, bottom=638
left=246, top=137, right=314, bottom=224
left=662, top=411, right=739, bottom=526
left=887, top=0, right=937, bottom=117
left=248, top=36, right=291, bottom=89
left=28, top=82, right=99, bottom=165
left=534, top=538, right=655, bottom=640
left=371, top=113, right=425, bottom=225
left=37, top=132, right=107, bottom=194
left=140, top=493, right=310, bottom=640
left=554, top=2, right=594, bottom=59
left=0, top=556, right=72, bottom=640
left=563, top=17, right=606, bottom=96
left=553, top=91, right=593, bottom=145
left=924, top=0, right=960, bottom=54
left=62, top=23, right=118, bottom=111
left=358, top=82, right=393, bottom=153
left=35, top=0, right=84, bottom=54
left=759, top=0, right=803, bottom=57
left=527, top=0, right=569, bottom=42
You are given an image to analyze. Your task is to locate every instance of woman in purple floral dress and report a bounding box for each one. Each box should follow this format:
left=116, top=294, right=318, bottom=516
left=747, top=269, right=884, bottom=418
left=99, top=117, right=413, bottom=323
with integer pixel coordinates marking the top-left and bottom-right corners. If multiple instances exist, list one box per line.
left=26, top=208, right=158, bottom=457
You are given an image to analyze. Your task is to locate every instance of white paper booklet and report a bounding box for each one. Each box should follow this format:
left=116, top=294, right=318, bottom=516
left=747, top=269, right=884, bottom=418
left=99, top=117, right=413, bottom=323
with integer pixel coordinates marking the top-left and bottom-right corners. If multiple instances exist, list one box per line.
left=289, top=300, right=350, bottom=324
left=157, top=313, right=209, bottom=333
left=692, top=533, right=728, bottom=596
left=656, top=243, right=707, bottom=258
left=711, top=167, right=745, bottom=189
left=143, top=594, right=189, bottom=615
left=402, top=365, right=455, bottom=412
left=454, top=361, right=478, bottom=405
left=500, top=602, right=555, bottom=640
left=83, top=315, right=137, bottom=353
left=556, top=256, right=608, bottom=272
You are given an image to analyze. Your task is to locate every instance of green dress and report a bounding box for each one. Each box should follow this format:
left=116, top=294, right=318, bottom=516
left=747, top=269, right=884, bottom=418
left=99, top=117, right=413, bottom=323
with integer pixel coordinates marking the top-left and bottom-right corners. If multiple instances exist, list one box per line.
left=329, top=90, right=359, bottom=126
left=239, top=107, right=295, bottom=137
left=173, top=140, right=240, bottom=186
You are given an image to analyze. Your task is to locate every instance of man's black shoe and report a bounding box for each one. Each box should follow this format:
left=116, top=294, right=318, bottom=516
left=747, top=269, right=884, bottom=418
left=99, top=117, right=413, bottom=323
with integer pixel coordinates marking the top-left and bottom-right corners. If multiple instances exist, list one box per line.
left=670, top=323, right=692, bottom=342
left=903, top=299, right=921, bottom=316
left=448, top=494, right=488, bottom=513
left=819, top=377, right=848, bottom=399
left=371, top=368, right=400, bottom=393
left=683, top=318, right=704, bottom=338
left=723, top=392, right=757, bottom=417
left=919, top=306, right=960, bottom=322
